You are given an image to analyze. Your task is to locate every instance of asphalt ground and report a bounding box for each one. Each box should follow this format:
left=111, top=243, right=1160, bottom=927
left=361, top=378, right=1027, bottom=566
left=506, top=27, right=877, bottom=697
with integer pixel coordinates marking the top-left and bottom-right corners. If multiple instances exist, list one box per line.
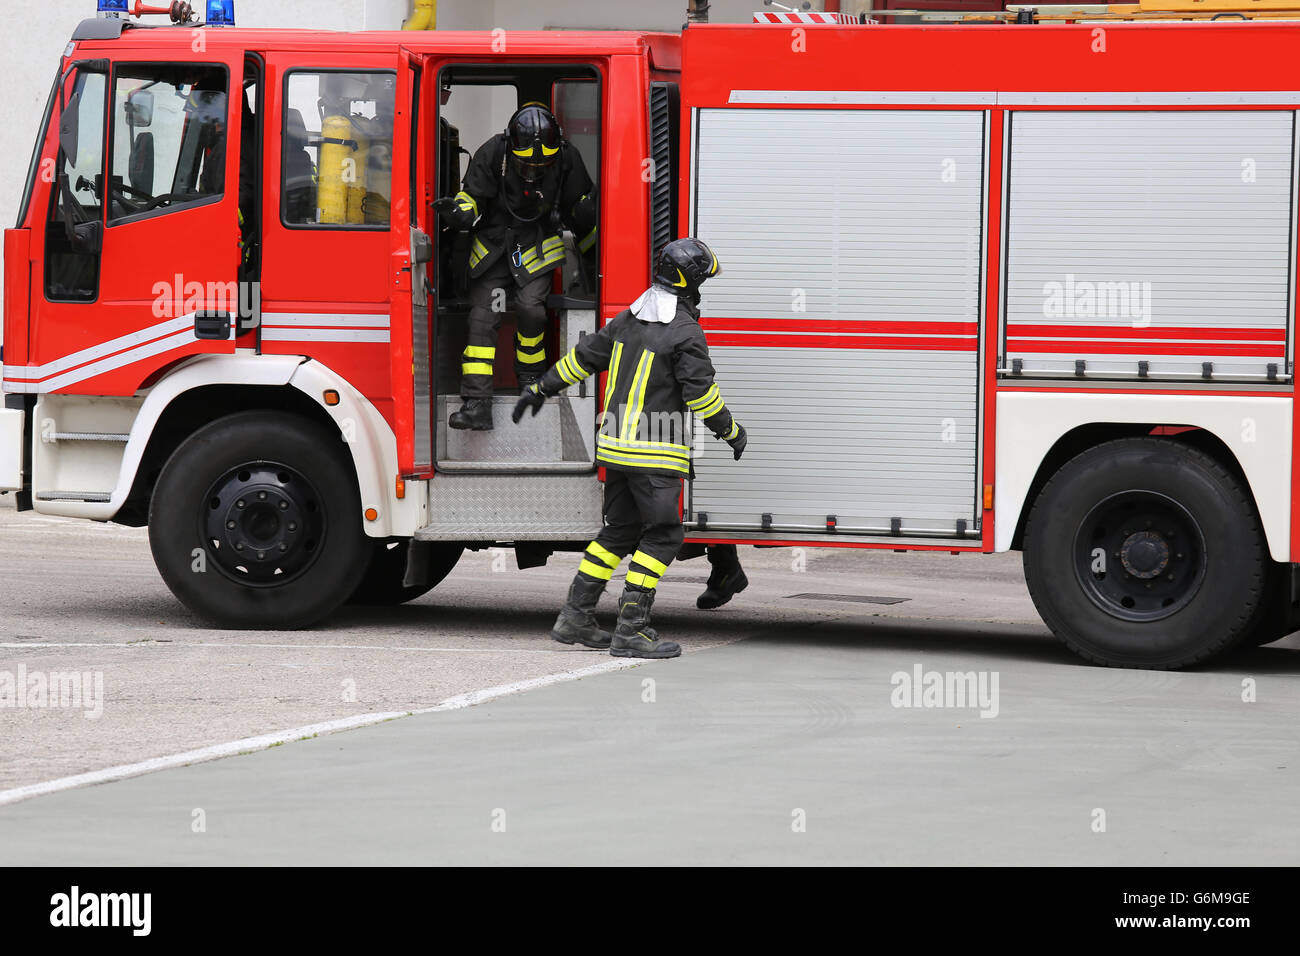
left=1, top=497, right=1297, bottom=864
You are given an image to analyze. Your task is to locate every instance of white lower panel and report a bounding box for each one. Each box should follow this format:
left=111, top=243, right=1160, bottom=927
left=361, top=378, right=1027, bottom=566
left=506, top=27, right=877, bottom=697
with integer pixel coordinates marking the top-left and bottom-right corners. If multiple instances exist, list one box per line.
left=994, top=391, right=1292, bottom=561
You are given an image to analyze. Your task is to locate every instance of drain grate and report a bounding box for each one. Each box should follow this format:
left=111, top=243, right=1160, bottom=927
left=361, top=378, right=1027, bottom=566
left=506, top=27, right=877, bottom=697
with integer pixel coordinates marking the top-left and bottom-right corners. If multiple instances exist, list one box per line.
left=785, top=593, right=910, bottom=605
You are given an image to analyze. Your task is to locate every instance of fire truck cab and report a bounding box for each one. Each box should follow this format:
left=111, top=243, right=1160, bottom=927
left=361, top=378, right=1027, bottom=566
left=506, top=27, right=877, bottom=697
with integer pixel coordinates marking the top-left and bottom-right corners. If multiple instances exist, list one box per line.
left=3, top=3, right=1299, bottom=669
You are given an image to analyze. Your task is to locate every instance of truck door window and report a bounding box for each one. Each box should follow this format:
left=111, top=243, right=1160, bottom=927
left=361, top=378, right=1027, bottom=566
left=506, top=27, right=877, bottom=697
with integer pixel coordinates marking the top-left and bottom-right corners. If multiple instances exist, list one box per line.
left=282, top=70, right=396, bottom=228
left=45, top=69, right=107, bottom=303
left=107, top=64, right=229, bottom=223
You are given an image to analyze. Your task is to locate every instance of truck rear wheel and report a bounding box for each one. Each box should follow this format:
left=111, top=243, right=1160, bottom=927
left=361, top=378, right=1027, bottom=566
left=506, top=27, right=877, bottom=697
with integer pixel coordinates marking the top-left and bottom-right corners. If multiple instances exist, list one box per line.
left=1023, top=437, right=1267, bottom=669
left=348, top=538, right=463, bottom=605
left=1242, top=560, right=1297, bottom=647
left=148, top=411, right=367, bottom=629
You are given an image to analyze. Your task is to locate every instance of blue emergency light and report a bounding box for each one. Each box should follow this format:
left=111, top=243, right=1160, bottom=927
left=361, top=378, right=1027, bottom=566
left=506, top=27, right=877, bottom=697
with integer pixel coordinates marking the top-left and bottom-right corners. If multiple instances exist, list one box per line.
left=206, top=0, right=235, bottom=25
left=96, top=0, right=129, bottom=12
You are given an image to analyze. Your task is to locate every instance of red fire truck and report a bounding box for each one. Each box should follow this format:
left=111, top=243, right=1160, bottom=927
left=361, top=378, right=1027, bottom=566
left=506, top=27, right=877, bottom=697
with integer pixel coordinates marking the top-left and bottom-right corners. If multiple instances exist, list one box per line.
left=3, top=1, right=1299, bottom=668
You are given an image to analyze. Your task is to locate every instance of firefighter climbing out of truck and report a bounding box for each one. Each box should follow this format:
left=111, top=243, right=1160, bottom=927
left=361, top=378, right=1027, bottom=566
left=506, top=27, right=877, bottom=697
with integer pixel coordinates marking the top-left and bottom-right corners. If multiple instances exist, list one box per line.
left=434, top=103, right=598, bottom=431
left=512, top=237, right=747, bottom=658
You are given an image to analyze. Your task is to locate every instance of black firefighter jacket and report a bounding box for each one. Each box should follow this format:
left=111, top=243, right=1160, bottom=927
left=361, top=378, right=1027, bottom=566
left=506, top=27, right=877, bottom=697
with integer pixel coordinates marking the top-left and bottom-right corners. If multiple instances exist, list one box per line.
left=538, top=295, right=740, bottom=477
left=451, top=133, right=596, bottom=283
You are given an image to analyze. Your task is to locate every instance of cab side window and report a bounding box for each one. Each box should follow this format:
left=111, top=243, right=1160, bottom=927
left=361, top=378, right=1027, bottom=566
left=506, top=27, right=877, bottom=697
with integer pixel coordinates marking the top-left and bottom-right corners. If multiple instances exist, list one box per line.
left=108, top=64, right=229, bottom=223
left=45, top=70, right=107, bottom=302
left=282, top=70, right=396, bottom=228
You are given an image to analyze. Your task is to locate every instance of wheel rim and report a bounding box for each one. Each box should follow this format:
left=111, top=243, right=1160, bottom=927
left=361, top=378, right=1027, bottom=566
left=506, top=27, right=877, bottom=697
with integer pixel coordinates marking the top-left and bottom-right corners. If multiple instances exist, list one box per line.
left=1072, top=490, right=1207, bottom=623
left=200, top=462, right=327, bottom=587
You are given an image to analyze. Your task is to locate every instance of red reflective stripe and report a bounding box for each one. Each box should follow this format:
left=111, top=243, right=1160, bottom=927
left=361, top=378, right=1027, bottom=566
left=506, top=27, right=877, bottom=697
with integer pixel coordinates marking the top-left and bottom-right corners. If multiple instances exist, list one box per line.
left=708, top=333, right=977, bottom=351
left=1009, top=324, right=1287, bottom=342
left=1007, top=339, right=1285, bottom=356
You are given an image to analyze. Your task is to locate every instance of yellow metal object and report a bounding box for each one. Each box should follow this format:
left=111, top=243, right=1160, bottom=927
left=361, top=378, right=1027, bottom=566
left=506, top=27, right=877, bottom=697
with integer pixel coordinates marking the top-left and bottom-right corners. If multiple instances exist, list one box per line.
left=403, top=0, right=436, bottom=30
left=317, top=115, right=353, bottom=225
left=347, top=129, right=370, bottom=226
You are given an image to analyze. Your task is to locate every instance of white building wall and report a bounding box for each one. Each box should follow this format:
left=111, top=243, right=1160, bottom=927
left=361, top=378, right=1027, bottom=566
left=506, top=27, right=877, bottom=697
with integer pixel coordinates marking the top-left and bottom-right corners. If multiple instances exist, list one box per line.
left=0, top=0, right=786, bottom=338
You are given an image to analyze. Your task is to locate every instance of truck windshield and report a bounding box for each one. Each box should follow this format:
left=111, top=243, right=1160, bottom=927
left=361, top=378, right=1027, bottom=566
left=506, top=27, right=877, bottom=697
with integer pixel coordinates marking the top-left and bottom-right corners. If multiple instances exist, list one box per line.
left=16, top=67, right=61, bottom=228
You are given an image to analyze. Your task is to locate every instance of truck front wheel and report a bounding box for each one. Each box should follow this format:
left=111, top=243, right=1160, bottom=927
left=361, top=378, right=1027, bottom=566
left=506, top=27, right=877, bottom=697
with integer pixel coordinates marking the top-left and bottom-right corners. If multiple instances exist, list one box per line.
left=1023, top=437, right=1267, bottom=669
left=348, top=538, right=463, bottom=605
left=148, top=411, right=368, bottom=629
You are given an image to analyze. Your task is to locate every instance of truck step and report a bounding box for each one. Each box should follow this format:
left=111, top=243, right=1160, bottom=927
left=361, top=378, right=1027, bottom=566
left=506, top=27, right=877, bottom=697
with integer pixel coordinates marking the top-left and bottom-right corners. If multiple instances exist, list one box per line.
left=49, top=432, right=130, bottom=442
left=35, top=491, right=112, bottom=503
left=436, top=393, right=594, bottom=471
left=415, top=473, right=603, bottom=541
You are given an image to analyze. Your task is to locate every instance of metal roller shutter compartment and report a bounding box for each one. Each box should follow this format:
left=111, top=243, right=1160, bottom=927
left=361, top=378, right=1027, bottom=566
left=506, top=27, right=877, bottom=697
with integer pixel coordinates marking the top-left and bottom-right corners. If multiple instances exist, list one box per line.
left=1004, top=110, right=1295, bottom=381
left=689, top=108, right=985, bottom=537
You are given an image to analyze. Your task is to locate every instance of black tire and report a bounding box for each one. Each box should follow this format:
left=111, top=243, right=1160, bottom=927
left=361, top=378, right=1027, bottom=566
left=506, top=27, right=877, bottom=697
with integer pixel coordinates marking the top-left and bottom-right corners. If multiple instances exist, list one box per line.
left=1242, top=560, right=1297, bottom=647
left=148, top=411, right=367, bottom=629
left=348, top=538, right=463, bottom=606
left=1023, top=437, right=1267, bottom=669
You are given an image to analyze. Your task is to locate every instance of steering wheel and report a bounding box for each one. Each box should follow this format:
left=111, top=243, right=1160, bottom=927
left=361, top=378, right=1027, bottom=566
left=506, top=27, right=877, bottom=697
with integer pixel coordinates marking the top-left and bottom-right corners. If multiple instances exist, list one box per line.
left=109, top=180, right=184, bottom=213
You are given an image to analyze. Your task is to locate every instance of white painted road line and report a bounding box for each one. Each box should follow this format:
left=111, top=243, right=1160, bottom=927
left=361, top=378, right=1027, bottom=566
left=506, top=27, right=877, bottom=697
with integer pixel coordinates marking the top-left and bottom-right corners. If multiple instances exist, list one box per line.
left=0, top=642, right=621, bottom=658
left=0, top=657, right=641, bottom=808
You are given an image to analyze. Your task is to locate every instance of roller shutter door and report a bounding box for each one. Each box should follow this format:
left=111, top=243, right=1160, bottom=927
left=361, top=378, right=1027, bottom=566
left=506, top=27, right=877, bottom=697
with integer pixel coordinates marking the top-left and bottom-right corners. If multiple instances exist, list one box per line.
left=688, top=108, right=985, bottom=537
left=1004, top=110, right=1295, bottom=381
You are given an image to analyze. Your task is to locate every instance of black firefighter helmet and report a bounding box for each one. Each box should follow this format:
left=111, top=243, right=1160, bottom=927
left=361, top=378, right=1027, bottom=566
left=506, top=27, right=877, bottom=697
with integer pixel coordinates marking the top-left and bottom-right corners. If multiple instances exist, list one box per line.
left=506, top=103, right=562, bottom=183
left=654, top=237, right=722, bottom=301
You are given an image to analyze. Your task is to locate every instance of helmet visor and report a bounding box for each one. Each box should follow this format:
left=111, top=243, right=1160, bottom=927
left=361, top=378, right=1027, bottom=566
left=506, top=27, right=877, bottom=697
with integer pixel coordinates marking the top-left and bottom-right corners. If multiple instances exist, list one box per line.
left=510, top=144, right=557, bottom=183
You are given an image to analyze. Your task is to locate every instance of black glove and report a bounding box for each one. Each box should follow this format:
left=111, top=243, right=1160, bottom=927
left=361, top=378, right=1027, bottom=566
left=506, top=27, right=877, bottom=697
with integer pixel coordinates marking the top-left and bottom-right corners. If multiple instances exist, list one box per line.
left=432, top=196, right=473, bottom=229
left=512, top=383, right=547, bottom=423
left=724, top=422, right=747, bottom=461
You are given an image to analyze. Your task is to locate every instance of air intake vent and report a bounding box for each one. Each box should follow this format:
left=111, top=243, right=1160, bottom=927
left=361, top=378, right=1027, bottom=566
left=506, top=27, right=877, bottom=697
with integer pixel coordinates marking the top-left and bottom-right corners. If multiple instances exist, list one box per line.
left=648, top=82, right=679, bottom=267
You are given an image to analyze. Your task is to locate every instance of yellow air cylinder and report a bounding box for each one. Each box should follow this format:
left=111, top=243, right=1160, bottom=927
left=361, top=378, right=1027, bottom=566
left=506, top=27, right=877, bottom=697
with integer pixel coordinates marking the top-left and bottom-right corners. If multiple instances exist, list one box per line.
left=317, top=115, right=354, bottom=225
left=347, top=126, right=370, bottom=225
left=403, top=0, right=436, bottom=30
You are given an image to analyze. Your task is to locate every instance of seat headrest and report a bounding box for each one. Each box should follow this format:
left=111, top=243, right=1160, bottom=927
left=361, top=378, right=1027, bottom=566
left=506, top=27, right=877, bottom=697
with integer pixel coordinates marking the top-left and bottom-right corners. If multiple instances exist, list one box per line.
left=286, top=108, right=309, bottom=146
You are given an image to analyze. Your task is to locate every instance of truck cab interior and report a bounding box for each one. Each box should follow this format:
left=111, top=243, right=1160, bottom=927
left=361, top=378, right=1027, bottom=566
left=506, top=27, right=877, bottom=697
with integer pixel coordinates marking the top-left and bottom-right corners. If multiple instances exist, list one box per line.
left=431, top=63, right=601, bottom=473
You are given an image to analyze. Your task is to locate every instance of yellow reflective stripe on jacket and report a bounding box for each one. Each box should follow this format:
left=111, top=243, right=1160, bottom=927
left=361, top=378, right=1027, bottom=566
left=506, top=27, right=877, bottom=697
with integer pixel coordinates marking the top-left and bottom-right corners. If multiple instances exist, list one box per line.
left=585, top=541, right=622, bottom=569
left=724, top=420, right=740, bottom=440
left=462, top=362, right=494, bottom=376
left=454, top=190, right=479, bottom=217
left=516, top=349, right=546, bottom=364
left=694, top=394, right=725, bottom=419
left=520, top=237, right=566, bottom=274
left=464, top=345, right=496, bottom=360
left=599, top=434, right=691, bottom=455
left=578, top=559, right=614, bottom=581
left=621, top=351, right=655, bottom=441
left=630, top=550, right=668, bottom=576
left=596, top=447, right=690, bottom=475
left=686, top=384, right=719, bottom=412
left=521, top=236, right=565, bottom=262
left=557, top=348, right=590, bottom=386
left=578, top=226, right=597, bottom=254
left=469, top=238, right=490, bottom=268
left=602, top=341, right=624, bottom=411
left=517, top=331, right=545, bottom=347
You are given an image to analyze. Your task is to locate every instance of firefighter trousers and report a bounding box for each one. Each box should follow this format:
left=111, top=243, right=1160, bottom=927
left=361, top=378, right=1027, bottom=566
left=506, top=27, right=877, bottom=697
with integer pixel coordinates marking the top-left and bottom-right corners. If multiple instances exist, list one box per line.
left=461, top=261, right=552, bottom=400
left=572, top=469, right=685, bottom=594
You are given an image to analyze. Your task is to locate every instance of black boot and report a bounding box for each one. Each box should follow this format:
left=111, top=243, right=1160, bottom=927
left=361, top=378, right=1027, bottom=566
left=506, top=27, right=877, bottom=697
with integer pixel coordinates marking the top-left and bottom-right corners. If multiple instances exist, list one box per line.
left=551, top=575, right=611, bottom=649
left=697, top=548, right=748, bottom=610
left=610, top=588, right=680, bottom=659
left=449, top=398, right=494, bottom=431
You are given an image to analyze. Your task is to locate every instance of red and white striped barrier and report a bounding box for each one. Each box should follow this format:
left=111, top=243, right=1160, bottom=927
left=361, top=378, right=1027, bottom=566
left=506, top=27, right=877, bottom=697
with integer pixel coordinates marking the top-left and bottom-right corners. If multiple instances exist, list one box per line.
left=752, top=11, right=861, bottom=24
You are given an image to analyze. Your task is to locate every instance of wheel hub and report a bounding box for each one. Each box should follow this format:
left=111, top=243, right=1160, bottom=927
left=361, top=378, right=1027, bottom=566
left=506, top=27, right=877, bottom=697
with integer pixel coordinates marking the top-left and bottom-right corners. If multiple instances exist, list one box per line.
left=1073, top=490, right=1206, bottom=623
left=202, top=464, right=326, bottom=586
left=1119, top=530, right=1170, bottom=579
